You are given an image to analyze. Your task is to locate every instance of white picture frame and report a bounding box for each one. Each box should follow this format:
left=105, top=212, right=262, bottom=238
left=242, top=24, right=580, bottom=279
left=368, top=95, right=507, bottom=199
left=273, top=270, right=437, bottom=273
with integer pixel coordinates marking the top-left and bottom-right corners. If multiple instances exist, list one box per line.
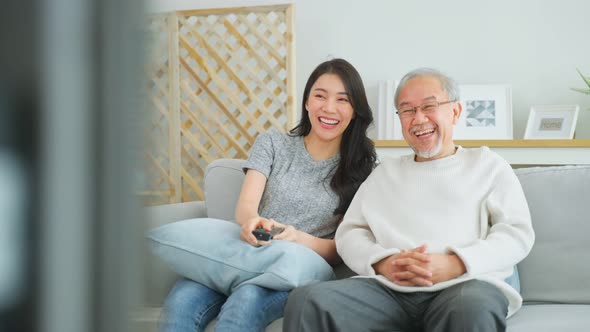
left=524, top=105, right=579, bottom=139
left=376, top=80, right=397, bottom=139
left=376, top=80, right=405, bottom=140
left=453, top=84, right=513, bottom=139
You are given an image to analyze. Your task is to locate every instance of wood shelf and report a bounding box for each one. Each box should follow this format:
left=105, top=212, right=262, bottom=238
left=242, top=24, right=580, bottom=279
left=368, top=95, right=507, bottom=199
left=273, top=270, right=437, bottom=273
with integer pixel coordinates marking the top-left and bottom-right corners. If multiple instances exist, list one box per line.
left=374, top=139, right=590, bottom=148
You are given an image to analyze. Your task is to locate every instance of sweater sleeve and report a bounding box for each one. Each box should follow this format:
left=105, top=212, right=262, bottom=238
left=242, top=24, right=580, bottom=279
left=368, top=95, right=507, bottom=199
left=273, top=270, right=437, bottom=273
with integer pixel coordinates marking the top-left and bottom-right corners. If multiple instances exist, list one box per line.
left=335, top=175, right=401, bottom=276
left=450, top=165, right=535, bottom=277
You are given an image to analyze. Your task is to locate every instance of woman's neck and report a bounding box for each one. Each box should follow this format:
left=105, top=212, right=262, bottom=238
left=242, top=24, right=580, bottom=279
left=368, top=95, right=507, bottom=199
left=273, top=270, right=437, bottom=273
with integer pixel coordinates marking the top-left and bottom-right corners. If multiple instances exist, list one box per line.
left=303, top=135, right=341, bottom=161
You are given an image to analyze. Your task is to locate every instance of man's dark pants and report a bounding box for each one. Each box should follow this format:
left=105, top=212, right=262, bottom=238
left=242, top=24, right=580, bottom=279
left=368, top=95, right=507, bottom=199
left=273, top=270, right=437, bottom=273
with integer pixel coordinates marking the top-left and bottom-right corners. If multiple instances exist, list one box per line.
left=283, top=278, right=508, bottom=332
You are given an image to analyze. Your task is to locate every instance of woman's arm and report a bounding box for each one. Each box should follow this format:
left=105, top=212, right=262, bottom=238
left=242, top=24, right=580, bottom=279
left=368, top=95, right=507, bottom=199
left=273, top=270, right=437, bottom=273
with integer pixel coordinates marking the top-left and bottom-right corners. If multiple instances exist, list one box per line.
left=272, top=225, right=341, bottom=265
left=236, top=168, right=341, bottom=264
left=235, top=169, right=273, bottom=245
left=296, top=232, right=341, bottom=265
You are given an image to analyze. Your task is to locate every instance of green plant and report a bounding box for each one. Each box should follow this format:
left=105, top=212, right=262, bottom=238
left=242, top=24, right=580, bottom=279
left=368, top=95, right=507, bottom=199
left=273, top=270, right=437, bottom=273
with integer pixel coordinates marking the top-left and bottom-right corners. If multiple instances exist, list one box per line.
left=571, top=68, right=590, bottom=95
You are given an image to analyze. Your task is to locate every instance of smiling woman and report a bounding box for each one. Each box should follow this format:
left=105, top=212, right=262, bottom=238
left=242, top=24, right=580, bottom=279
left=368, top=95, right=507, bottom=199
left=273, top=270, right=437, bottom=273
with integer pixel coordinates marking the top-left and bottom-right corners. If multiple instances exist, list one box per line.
left=157, top=58, right=377, bottom=332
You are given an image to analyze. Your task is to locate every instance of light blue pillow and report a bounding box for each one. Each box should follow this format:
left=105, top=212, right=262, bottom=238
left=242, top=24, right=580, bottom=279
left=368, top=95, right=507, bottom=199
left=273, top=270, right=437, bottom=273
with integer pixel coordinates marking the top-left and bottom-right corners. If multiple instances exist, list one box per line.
left=148, top=218, right=335, bottom=295
left=505, top=265, right=521, bottom=293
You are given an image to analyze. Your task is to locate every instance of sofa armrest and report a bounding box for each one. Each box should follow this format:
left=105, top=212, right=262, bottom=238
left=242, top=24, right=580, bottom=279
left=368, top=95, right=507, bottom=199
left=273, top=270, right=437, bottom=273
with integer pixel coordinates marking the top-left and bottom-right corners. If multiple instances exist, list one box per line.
left=144, top=201, right=207, bottom=230
left=142, top=201, right=207, bottom=307
left=141, top=159, right=246, bottom=309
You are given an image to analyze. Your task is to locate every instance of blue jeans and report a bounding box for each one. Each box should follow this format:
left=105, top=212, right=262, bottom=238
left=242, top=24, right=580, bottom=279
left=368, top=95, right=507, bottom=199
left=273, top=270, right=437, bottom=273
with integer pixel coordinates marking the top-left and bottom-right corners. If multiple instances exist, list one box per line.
left=159, top=278, right=289, bottom=332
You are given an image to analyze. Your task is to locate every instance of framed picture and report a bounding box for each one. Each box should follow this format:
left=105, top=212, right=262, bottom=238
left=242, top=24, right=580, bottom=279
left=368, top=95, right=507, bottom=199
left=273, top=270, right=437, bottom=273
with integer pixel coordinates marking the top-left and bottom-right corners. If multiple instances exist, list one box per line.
left=524, top=105, right=579, bottom=139
left=383, top=83, right=513, bottom=140
left=377, top=80, right=405, bottom=140
left=376, top=80, right=397, bottom=139
left=453, top=84, right=513, bottom=139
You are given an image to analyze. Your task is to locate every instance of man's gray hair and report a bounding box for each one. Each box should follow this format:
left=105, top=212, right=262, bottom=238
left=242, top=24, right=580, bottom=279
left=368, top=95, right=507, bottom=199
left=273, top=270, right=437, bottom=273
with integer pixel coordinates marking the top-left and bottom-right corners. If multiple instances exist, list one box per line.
left=394, top=68, right=460, bottom=107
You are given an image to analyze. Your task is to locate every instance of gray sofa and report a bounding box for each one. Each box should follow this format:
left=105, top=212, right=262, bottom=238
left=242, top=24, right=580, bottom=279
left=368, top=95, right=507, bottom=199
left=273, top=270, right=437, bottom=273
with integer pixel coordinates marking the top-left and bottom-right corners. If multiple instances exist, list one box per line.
left=140, top=159, right=590, bottom=332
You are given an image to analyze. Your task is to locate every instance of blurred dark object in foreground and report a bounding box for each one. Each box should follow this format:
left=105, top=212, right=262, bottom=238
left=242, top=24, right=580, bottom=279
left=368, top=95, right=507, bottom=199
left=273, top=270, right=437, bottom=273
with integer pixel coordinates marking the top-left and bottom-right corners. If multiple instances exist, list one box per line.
left=0, top=0, right=40, bottom=331
left=1, top=0, right=144, bottom=331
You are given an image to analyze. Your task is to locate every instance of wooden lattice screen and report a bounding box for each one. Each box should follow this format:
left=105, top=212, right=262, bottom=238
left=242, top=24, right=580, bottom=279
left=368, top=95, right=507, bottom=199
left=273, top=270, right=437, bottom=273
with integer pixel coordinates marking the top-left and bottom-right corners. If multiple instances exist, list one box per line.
left=142, top=5, right=296, bottom=205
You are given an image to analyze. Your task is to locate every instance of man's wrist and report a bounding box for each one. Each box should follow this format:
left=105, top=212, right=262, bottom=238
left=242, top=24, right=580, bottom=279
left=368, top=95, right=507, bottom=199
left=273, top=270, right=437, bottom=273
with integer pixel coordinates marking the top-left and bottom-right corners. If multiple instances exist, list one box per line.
left=372, top=256, right=388, bottom=276
left=450, top=253, right=467, bottom=276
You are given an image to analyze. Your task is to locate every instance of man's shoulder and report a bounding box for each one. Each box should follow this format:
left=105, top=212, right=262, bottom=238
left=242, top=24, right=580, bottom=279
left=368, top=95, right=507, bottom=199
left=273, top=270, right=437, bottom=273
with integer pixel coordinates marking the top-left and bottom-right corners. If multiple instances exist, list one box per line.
left=461, top=145, right=491, bottom=155
left=364, top=155, right=411, bottom=183
left=375, top=155, right=410, bottom=171
left=462, top=146, right=507, bottom=162
left=460, top=146, right=512, bottom=172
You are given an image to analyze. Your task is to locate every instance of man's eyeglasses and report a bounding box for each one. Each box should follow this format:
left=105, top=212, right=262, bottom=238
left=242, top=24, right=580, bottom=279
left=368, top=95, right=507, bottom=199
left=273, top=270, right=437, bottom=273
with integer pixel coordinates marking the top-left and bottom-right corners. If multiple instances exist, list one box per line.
left=396, top=100, right=456, bottom=119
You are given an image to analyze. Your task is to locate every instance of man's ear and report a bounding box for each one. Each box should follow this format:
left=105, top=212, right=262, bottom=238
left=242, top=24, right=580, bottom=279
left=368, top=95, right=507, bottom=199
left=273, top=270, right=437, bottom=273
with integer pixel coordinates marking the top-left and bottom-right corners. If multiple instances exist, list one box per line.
left=451, top=101, right=463, bottom=125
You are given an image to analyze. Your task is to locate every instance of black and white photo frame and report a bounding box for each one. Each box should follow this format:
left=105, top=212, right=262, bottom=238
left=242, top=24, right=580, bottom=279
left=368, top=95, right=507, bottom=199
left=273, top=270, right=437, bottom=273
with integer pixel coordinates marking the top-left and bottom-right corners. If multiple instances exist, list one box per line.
left=524, top=105, right=579, bottom=139
left=454, top=84, right=513, bottom=139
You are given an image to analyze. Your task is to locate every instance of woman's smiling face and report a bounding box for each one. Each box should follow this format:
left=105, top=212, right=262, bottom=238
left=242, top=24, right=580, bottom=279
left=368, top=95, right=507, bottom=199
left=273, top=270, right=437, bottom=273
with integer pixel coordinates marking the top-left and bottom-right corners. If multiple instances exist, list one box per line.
left=304, top=73, right=354, bottom=145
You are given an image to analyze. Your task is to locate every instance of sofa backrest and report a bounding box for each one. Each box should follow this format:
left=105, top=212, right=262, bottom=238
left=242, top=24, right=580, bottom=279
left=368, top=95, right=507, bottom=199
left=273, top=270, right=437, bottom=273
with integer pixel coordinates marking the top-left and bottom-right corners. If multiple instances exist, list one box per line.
left=202, top=160, right=590, bottom=304
left=204, top=158, right=246, bottom=220
left=514, top=166, right=590, bottom=304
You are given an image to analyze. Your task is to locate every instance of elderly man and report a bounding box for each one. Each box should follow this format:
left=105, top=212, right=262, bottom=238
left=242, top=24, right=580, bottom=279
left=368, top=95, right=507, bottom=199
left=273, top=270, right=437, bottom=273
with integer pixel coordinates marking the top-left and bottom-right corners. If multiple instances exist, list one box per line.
left=283, top=68, right=535, bottom=332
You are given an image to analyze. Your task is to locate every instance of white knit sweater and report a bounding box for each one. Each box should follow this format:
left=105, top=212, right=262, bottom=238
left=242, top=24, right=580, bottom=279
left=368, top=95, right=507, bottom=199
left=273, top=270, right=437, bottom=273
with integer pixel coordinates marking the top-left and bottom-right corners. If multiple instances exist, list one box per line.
left=336, top=146, right=535, bottom=317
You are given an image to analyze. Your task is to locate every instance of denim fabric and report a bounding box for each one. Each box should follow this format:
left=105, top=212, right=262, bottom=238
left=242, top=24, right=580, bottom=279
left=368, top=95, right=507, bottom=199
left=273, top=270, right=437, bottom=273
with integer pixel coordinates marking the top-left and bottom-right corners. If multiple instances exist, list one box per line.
left=215, top=284, right=289, bottom=332
left=159, top=278, right=288, bottom=332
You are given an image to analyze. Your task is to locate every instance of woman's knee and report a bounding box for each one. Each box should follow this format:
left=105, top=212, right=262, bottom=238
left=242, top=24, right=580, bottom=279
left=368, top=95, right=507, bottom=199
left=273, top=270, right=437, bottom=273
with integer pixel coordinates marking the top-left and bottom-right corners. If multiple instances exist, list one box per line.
left=217, top=285, right=288, bottom=330
left=232, top=284, right=288, bottom=314
left=164, top=279, right=222, bottom=309
left=160, top=279, right=226, bottom=332
left=228, top=284, right=267, bottom=302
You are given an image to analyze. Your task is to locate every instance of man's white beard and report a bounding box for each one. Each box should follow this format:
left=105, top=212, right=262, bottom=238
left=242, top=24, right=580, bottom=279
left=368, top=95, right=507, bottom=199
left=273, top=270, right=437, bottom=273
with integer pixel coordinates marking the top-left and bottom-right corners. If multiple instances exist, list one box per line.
left=411, top=134, right=442, bottom=159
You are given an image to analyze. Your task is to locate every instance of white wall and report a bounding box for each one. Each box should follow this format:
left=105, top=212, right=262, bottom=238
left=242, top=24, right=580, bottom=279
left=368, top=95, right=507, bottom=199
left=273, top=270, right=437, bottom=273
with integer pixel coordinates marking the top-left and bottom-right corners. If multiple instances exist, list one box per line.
left=146, top=0, right=293, bottom=13
left=148, top=0, right=590, bottom=138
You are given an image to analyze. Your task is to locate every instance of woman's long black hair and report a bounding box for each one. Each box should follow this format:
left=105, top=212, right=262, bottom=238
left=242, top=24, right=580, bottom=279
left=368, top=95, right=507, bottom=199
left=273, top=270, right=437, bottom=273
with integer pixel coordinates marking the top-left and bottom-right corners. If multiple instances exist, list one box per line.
left=290, top=58, right=377, bottom=217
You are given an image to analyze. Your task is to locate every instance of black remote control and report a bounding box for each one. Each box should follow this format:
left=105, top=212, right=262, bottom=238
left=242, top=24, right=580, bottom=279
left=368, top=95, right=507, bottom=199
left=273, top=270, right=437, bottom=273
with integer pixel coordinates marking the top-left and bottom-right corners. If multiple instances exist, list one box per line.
left=252, top=228, right=272, bottom=241
left=252, top=227, right=284, bottom=241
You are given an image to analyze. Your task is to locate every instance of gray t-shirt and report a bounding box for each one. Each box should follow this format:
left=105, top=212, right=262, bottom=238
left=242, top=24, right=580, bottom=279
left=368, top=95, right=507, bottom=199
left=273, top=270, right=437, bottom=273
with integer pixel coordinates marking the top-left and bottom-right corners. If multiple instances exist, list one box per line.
left=243, top=129, right=340, bottom=239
